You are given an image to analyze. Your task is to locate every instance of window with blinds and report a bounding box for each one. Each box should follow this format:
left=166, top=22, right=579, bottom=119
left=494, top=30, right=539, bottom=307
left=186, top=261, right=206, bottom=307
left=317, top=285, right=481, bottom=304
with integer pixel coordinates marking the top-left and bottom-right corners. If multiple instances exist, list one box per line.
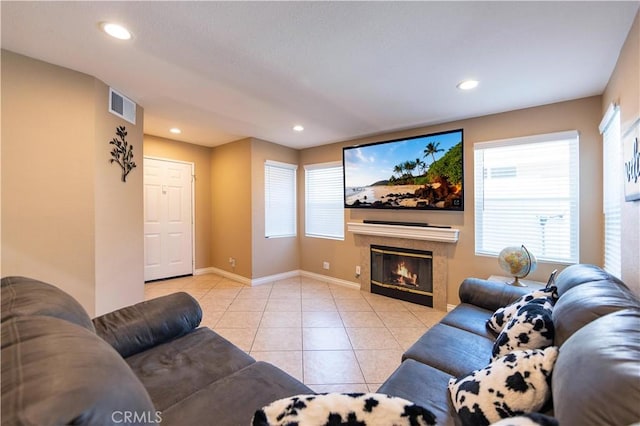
left=474, top=131, right=579, bottom=263
left=305, top=162, right=344, bottom=240
left=600, top=104, right=622, bottom=278
left=265, top=160, right=297, bottom=238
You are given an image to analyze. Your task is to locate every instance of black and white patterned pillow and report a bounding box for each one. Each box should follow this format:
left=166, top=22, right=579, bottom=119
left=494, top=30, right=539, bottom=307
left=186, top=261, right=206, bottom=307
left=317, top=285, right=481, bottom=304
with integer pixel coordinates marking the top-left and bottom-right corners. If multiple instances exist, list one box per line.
left=448, top=347, right=558, bottom=426
left=487, top=287, right=557, bottom=334
left=252, top=392, right=436, bottom=426
left=491, top=299, right=555, bottom=360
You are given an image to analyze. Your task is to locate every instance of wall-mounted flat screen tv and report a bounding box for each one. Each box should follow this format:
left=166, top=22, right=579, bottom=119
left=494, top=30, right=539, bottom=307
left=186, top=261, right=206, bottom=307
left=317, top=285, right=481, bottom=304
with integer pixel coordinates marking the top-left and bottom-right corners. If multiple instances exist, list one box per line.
left=343, top=128, right=463, bottom=211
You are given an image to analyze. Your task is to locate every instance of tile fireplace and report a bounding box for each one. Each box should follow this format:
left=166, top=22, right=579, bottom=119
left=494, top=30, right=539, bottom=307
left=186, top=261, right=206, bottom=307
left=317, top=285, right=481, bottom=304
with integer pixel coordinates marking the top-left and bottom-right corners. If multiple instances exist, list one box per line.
left=348, top=221, right=459, bottom=311
left=371, top=245, right=433, bottom=307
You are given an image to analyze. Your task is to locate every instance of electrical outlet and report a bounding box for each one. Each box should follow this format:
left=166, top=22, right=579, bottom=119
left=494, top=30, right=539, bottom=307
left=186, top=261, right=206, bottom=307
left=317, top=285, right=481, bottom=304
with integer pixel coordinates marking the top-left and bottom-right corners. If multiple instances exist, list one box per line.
left=355, top=265, right=361, bottom=275
left=229, top=257, right=236, bottom=268
left=323, top=261, right=330, bottom=270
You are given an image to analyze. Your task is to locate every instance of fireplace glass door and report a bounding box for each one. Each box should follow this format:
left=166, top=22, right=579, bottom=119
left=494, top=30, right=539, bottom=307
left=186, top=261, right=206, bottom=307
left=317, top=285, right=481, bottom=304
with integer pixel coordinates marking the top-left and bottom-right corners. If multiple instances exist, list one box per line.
left=370, top=245, right=433, bottom=307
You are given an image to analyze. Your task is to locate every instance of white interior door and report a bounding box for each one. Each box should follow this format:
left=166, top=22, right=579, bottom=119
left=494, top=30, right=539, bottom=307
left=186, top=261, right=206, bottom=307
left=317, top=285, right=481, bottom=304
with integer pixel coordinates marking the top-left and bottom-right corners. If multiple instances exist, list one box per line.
left=144, top=157, right=194, bottom=281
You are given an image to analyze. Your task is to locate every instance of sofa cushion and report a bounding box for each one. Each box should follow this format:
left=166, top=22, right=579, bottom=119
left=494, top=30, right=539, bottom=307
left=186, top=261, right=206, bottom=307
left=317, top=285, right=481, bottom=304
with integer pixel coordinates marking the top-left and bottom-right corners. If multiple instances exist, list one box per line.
left=160, top=361, right=313, bottom=426
left=403, top=323, right=495, bottom=377
left=492, top=301, right=554, bottom=360
left=1, top=276, right=95, bottom=332
left=252, top=393, right=437, bottom=426
left=552, top=280, right=640, bottom=346
left=448, top=347, right=558, bottom=426
left=552, top=309, right=640, bottom=426
left=440, top=304, right=495, bottom=339
left=93, top=292, right=202, bottom=357
left=487, top=287, right=557, bottom=335
left=459, top=278, right=535, bottom=312
left=1, top=316, right=155, bottom=426
left=554, top=263, right=627, bottom=296
left=378, top=359, right=457, bottom=425
left=126, top=327, right=255, bottom=411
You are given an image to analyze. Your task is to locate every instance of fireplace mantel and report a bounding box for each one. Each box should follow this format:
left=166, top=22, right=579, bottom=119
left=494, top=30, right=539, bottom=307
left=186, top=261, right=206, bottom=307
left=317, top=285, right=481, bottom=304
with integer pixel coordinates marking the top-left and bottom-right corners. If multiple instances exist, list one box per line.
left=347, top=222, right=459, bottom=243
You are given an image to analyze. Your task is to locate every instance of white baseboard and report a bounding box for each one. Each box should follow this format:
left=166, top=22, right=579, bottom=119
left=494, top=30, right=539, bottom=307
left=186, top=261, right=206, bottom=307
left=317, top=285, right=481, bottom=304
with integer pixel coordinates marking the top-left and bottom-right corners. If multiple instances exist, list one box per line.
left=194, top=267, right=216, bottom=276
left=195, top=267, right=251, bottom=285
left=299, top=270, right=361, bottom=290
left=195, top=267, right=360, bottom=289
left=251, top=270, right=301, bottom=287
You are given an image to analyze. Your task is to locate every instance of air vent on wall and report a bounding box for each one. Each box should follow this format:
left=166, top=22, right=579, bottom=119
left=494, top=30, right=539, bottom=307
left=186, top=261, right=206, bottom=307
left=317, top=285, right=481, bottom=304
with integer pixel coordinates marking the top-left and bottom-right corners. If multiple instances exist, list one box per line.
left=109, top=87, right=136, bottom=124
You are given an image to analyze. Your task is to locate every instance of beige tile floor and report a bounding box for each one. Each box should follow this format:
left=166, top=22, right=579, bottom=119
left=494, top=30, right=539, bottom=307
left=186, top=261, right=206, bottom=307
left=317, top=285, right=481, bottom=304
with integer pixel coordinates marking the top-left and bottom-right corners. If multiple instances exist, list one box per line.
left=144, top=273, right=446, bottom=394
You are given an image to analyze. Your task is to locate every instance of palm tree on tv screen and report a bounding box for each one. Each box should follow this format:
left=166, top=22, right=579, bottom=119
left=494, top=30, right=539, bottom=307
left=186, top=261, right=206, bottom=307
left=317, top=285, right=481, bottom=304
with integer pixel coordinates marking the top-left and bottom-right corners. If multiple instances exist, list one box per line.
left=424, top=142, right=444, bottom=165
left=393, top=164, right=403, bottom=179
left=415, top=158, right=426, bottom=175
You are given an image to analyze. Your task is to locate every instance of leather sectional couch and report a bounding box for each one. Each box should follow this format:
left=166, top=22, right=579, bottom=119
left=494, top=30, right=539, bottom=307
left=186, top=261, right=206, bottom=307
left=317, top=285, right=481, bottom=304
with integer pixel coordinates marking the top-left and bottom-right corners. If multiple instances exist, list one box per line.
left=378, top=264, right=640, bottom=425
left=2, top=264, right=639, bottom=425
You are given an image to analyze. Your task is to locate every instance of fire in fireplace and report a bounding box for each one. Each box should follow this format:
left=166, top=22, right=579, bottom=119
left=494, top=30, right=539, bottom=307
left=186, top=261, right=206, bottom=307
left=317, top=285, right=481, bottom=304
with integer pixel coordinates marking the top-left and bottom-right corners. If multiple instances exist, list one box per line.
left=370, top=245, right=433, bottom=307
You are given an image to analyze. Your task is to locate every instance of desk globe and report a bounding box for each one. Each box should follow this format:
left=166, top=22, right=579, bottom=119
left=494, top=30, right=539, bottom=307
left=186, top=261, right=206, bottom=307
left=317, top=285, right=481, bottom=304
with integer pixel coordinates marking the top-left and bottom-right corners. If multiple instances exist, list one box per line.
left=498, top=245, right=537, bottom=286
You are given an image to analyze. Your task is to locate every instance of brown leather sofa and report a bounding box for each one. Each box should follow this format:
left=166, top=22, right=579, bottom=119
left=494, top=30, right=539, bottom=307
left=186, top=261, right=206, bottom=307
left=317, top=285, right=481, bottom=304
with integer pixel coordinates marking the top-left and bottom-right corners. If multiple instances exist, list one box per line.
left=2, top=264, right=639, bottom=425
left=378, top=264, right=640, bottom=425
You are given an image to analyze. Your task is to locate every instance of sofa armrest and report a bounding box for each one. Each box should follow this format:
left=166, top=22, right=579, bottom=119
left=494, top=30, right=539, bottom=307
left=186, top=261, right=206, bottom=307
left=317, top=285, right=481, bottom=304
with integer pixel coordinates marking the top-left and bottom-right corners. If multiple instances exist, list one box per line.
left=458, top=278, right=532, bottom=311
left=92, top=292, right=202, bottom=358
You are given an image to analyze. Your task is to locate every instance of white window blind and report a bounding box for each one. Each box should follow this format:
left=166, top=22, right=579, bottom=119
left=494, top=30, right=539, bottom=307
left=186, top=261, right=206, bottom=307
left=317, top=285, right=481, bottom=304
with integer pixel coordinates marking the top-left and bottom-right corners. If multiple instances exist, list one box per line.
left=474, top=131, right=579, bottom=263
left=265, top=160, right=297, bottom=238
left=600, top=103, right=622, bottom=278
left=305, top=162, right=344, bottom=240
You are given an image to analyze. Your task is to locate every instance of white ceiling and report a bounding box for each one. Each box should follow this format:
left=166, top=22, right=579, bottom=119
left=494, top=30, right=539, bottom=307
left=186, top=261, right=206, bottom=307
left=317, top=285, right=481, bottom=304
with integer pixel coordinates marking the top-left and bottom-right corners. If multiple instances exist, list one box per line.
left=2, top=1, right=638, bottom=149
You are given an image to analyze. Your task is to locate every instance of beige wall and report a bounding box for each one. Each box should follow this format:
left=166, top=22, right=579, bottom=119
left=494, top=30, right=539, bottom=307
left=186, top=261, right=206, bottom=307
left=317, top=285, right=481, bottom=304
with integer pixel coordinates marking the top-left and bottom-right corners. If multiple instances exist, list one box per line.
left=144, top=135, right=301, bottom=279
left=2, top=50, right=97, bottom=312
left=298, top=148, right=361, bottom=281
left=94, top=79, right=145, bottom=316
left=210, top=138, right=253, bottom=277
left=300, top=96, right=604, bottom=305
left=1, top=50, right=145, bottom=316
left=602, top=10, right=640, bottom=294
left=143, top=135, right=303, bottom=280
left=251, top=138, right=300, bottom=278
left=144, top=135, right=212, bottom=270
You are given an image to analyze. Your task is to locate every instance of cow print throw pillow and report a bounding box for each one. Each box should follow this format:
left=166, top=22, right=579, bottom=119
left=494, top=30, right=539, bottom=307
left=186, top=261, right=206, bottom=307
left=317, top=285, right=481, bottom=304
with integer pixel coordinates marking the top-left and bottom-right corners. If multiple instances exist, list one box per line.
left=252, top=392, right=436, bottom=426
left=448, top=346, right=558, bottom=426
left=487, top=287, right=558, bottom=334
left=491, top=300, right=555, bottom=360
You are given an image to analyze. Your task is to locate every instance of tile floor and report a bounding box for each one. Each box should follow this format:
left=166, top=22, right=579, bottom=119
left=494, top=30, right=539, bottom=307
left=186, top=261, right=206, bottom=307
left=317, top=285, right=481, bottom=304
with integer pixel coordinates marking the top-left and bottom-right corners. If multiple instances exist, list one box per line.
left=144, top=273, right=446, bottom=393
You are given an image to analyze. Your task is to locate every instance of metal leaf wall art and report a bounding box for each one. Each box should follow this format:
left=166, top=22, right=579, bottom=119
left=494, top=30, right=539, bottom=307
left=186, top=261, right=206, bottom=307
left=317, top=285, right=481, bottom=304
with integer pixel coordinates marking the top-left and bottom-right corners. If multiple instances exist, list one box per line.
left=109, top=125, right=136, bottom=182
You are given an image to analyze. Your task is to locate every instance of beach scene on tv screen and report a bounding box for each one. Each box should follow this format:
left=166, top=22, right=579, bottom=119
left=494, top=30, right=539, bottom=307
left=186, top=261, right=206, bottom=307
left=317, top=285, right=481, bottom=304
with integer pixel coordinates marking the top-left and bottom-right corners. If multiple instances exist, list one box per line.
left=344, top=129, right=463, bottom=210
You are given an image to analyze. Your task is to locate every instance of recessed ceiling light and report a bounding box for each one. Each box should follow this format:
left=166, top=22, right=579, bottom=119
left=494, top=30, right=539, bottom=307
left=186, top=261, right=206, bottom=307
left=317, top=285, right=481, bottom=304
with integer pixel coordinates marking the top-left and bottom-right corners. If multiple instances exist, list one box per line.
left=293, top=125, right=304, bottom=132
left=169, top=128, right=182, bottom=134
left=100, top=22, right=132, bottom=40
left=457, top=80, right=479, bottom=90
